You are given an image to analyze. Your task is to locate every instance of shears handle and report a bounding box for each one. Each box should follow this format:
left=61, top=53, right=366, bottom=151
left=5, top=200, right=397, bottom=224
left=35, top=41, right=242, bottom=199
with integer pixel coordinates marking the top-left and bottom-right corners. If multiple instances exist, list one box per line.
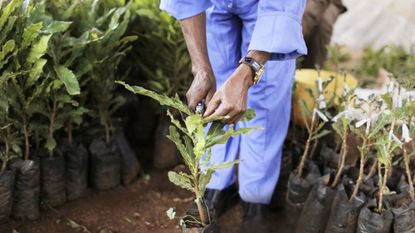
left=195, top=100, right=205, bottom=115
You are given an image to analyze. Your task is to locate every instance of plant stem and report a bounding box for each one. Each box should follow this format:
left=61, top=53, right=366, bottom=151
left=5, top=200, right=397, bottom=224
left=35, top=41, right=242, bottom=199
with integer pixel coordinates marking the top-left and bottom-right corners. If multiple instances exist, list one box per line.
left=378, top=165, right=389, bottom=212
left=23, top=118, right=30, bottom=160
left=193, top=163, right=208, bottom=225
left=309, top=139, right=319, bottom=160
left=351, top=138, right=367, bottom=200
left=2, top=129, right=11, bottom=172
left=332, top=129, right=349, bottom=188
left=68, top=123, right=73, bottom=145
left=365, top=160, right=378, bottom=182
left=1, top=160, right=6, bottom=173
left=48, top=100, right=57, bottom=158
left=403, top=147, right=415, bottom=200
left=298, top=111, right=317, bottom=178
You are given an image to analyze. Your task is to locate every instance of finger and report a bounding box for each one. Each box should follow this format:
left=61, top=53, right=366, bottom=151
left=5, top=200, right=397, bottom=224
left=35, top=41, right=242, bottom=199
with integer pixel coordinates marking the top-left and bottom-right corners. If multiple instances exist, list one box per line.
left=206, top=104, right=232, bottom=120
left=186, top=91, right=204, bottom=111
left=205, top=89, right=215, bottom=106
left=204, top=96, right=221, bottom=117
left=227, top=112, right=244, bottom=124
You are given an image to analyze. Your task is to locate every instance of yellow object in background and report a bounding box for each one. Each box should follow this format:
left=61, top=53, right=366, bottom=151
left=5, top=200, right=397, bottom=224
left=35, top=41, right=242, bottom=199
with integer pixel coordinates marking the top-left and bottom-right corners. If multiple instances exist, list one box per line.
left=292, top=69, right=358, bottom=127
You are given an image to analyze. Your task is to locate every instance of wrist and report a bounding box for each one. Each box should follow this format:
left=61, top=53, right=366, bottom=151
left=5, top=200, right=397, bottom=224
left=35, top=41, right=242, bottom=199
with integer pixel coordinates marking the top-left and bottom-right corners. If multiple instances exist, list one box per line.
left=235, top=64, right=255, bottom=88
left=192, top=65, right=213, bottom=77
left=192, top=66, right=214, bottom=81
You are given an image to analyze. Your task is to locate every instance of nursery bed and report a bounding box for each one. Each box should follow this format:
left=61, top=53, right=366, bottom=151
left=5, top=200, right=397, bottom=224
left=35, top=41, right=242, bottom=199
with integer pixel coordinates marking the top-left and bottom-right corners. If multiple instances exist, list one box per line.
left=1, top=169, right=293, bottom=233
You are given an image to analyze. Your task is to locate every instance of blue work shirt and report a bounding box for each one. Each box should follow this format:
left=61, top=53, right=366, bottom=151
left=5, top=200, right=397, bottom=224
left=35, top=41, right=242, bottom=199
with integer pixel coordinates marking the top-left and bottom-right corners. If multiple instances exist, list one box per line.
left=160, top=0, right=307, bottom=61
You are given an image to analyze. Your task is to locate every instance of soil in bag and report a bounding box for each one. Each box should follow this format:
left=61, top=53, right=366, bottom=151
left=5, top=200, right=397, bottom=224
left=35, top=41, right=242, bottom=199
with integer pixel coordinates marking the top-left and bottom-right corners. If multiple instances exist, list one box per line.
left=10, top=159, right=40, bottom=220
left=356, top=199, right=393, bottom=233
left=285, top=160, right=320, bottom=225
left=62, top=141, right=88, bottom=201
left=390, top=193, right=415, bottom=233
left=0, top=170, right=15, bottom=222
left=386, top=166, right=404, bottom=191
left=36, top=150, right=66, bottom=207
left=324, top=182, right=366, bottom=233
left=295, top=176, right=336, bottom=233
left=114, top=131, right=141, bottom=185
left=89, top=138, right=120, bottom=190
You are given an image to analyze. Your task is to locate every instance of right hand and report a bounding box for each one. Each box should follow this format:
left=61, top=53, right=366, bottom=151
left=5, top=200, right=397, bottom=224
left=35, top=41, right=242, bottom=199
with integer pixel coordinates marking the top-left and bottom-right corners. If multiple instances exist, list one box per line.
left=186, top=69, right=216, bottom=111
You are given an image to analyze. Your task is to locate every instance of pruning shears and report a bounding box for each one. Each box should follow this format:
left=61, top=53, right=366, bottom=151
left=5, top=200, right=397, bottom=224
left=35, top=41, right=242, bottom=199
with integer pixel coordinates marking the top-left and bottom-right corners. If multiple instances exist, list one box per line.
left=195, top=100, right=205, bottom=115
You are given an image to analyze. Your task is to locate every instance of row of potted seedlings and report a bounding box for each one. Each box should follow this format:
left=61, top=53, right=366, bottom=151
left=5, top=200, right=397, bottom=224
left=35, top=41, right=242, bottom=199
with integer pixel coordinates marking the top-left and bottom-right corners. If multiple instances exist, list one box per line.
left=286, top=76, right=415, bottom=233
left=0, top=0, right=140, bottom=222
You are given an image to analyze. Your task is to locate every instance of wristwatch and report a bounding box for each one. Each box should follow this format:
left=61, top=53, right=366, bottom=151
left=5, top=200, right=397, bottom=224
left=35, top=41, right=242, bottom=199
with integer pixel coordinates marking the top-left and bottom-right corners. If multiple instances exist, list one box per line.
left=239, top=56, right=265, bottom=85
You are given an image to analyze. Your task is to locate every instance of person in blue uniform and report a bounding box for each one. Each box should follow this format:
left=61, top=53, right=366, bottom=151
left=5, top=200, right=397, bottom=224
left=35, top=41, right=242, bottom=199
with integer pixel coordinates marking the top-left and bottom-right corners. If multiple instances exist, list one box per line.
left=160, top=0, right=307, bottom=232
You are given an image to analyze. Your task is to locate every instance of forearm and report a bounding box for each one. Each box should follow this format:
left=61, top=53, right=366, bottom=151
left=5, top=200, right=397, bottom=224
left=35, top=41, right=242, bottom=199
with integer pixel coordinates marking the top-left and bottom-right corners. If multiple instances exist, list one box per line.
left=247, top=51, right=270, bottom=66
left=180, top=12, right=213, bottom=75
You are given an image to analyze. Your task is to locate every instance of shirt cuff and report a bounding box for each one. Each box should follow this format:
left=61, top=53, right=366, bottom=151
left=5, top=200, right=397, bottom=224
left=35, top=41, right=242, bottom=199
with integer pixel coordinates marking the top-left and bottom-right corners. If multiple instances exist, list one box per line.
left=248, top=12, right=308, bottom=61
left=160, top=0, right=212, bottom=20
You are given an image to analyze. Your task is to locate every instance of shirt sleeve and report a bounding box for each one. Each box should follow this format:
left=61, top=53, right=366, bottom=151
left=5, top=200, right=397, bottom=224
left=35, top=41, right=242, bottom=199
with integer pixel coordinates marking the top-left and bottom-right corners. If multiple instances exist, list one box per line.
left=248, top=0, right=308, bottom=61
left=160, top=0, right=212, bottom=20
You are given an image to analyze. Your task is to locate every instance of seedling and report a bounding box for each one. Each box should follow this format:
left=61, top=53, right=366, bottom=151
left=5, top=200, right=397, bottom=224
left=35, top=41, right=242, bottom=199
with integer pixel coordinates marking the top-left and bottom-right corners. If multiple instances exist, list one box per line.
left=78, top=1, right=136, bottom=144
left=331, top=78, right=357, bottom=188
left=117, top=81, right=259, bottom=227
left=349, top=94, right=389, bottom=200
left=297, top=76, right=332, bottom=178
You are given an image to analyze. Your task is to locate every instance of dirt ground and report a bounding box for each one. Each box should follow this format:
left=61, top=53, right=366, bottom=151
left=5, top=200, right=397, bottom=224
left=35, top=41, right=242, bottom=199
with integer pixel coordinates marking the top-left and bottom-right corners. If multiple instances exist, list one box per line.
left=1, top=169, right=293, bottom=233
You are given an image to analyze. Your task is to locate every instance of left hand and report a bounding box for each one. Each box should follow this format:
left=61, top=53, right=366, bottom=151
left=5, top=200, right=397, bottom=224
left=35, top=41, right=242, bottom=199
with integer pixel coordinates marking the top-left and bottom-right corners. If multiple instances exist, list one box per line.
left=204, top=64, right=254, bottom=124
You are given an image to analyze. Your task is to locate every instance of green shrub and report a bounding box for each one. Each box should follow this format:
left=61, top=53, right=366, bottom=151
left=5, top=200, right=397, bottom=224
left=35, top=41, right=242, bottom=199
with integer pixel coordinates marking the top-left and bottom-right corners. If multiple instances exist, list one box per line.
left=123, top=0, right=192, bottom=98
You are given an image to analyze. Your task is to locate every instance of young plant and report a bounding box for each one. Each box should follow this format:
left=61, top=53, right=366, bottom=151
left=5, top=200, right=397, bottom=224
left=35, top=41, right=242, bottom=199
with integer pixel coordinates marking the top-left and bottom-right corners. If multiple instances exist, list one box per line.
left=349, top=95, right=389, bottom=199
left=127, top=0, right=192, bottom=98
left=331, top=84, right=356, bottom=188
left=381, top=82, right=415, bottom=200
left=76, top=1, right=136, bottom=144
left=117, top=81, right=258, bottom=227
left=0, top=125, right=20, bottom=173
left=374, top=128, right=401, bottom=212
left=0, top=0, right=53, bottom=160
left=297, top=76, right=332, bottom=178
left=0, top=84, right=20, bottom=172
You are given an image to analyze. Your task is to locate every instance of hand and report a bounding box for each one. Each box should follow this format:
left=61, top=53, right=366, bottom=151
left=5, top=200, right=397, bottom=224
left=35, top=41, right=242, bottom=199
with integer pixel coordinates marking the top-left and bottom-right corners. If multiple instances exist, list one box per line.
left=186, top=69, right=216, bottom=110
left=204, top=65, right=254, bottom=124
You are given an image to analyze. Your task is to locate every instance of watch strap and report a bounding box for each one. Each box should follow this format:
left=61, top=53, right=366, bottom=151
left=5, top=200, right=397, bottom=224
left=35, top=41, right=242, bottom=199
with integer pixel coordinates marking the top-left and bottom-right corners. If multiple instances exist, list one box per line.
left=239, top=56, right=265, bottom=85
left=239, top=57, right=262, bottom=73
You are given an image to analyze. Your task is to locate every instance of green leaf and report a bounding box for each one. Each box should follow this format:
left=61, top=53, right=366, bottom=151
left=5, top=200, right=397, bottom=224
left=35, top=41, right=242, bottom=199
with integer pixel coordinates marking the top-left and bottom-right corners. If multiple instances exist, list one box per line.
left=27, top=59, right=47, bottom=87
left=0, top=0, right=21, bottom=31
left=116, top=81, right=191, bottom=115
left=184, top=115, right=203, bottom=134
left=311, top=129, right=331, bottom=141
left=206, top=160, right=240, bottom=170
left=54, top=65, right=80, bottom=95
left=166, top=126, right=194, bottom=170
left=45, top=21, right=72, bottom=33
left=168, top=171, right=193, bottom=192
left=381, top=93, right=393, bottom=110
left=0, top=40, right=15, bottom=61
left=21, top=22, right=43, bottom=49
left=46, top=137, right=57, bottom=152
left=28, top=34, right=52, bottom=64
left=199, top=169, right=214, bottom=198
left=368, top=114, right=390, bottom=139
left=206, top=125, right=260, bottom=149
left=240, top=109, right=256, bottom=122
